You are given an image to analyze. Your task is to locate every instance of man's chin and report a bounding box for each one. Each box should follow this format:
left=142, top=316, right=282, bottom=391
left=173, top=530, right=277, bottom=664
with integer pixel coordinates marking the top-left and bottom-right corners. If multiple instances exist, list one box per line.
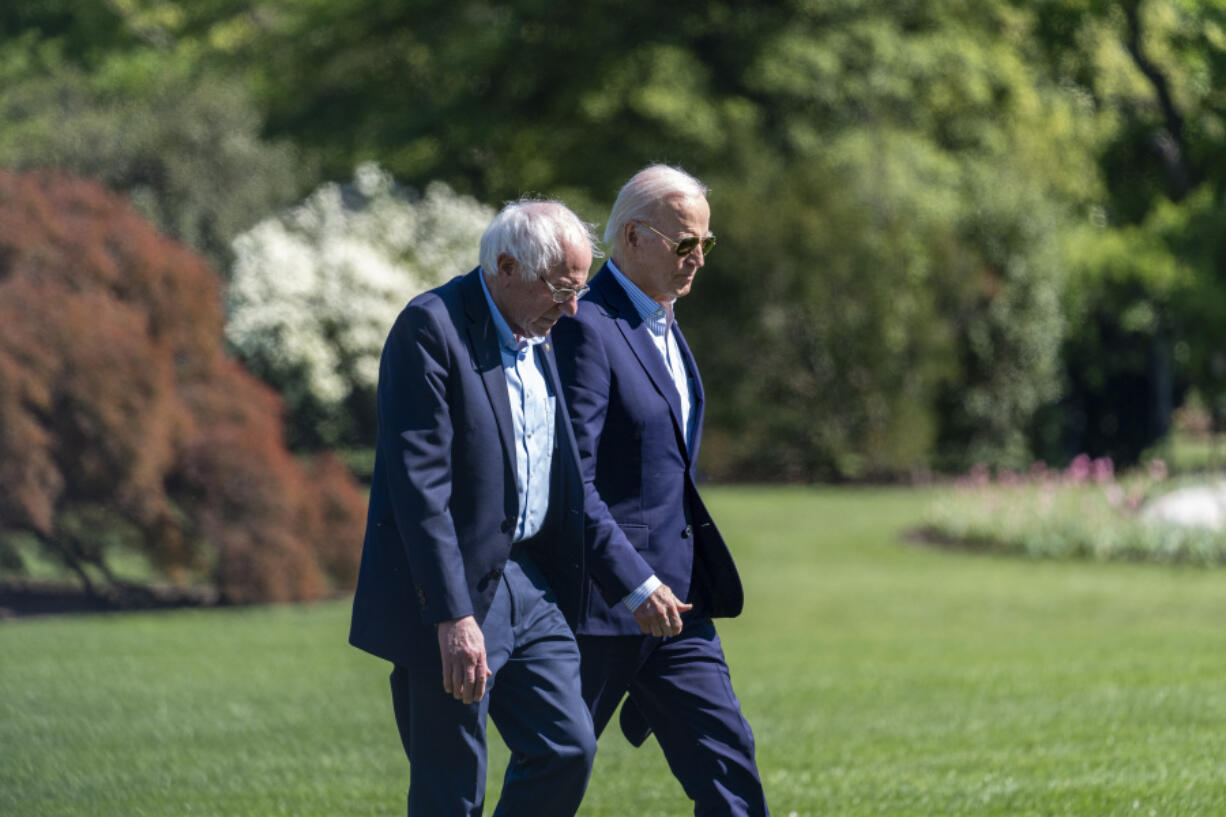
left=526, top=321, right=556, bottom=338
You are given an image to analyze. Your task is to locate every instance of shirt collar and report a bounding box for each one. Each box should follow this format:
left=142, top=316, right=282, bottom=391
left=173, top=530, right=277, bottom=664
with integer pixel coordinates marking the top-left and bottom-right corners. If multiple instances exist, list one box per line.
left=607, top=259, right=675, bottom=327
left=479, top=268, right=547, bottom=353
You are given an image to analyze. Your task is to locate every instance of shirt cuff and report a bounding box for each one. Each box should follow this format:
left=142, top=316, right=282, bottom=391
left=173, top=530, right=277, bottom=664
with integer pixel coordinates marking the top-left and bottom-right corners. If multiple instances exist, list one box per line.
left=622, top=574, right=662, bottom=612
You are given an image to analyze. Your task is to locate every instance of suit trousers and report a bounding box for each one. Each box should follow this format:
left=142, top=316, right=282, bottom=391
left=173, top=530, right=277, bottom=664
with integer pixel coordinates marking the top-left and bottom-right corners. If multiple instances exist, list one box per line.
left=389, top=555, right=596, bottom=817
left=579, top=619, right=769, bottom=817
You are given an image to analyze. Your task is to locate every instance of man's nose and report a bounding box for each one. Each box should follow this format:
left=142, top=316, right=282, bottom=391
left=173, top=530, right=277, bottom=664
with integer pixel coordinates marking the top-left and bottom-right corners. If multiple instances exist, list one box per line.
left=560, top=296, right=579, bottom=316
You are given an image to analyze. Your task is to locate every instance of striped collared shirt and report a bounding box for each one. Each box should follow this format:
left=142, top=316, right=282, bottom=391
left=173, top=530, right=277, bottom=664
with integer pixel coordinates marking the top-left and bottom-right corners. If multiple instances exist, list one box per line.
left=607, top=259, right=696, bottom=450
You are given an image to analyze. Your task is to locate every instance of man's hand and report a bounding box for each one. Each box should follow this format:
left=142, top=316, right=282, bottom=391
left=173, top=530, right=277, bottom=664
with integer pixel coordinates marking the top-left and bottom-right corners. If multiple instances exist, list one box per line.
left=437, top=615, right=492, bottom=704
left=633, top=585, right=693, bottom=638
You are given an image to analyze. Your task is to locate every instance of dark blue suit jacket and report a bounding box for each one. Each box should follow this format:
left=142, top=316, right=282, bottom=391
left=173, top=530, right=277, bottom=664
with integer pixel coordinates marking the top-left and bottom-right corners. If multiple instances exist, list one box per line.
left=349, top=269, right=587, bottom=669
left=553, top=263, right=744, bottom=636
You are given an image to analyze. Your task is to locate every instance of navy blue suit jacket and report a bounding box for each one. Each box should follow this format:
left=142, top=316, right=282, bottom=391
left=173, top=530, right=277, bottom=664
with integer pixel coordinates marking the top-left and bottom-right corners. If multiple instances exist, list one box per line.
left=349, top=269, right=587, bottom=669
left=552, top=263, right=744, bottom=636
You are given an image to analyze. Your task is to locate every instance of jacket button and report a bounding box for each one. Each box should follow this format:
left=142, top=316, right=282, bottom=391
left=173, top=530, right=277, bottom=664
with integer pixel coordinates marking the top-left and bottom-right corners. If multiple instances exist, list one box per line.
left=681, top=525, right=693, bottom=539
left=488, top=567, right=503, bottom=582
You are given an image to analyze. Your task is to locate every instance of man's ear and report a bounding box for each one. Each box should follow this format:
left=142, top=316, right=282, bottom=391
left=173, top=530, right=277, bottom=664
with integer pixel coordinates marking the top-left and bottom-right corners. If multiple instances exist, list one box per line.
left=623, top=221, right=639, bottom=249
left=496, top=252, right=517, bottom=282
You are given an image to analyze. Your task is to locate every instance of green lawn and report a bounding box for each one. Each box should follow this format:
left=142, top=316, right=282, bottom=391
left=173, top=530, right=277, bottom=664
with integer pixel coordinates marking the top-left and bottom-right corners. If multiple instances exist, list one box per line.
left=3, top=486, right=1225, bottom=816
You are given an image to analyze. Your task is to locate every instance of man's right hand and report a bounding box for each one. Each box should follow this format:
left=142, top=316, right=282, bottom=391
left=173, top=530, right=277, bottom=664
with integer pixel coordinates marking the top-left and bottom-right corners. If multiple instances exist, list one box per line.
left=437, top=615, right=491, bottom=704
left=633, top=584, right=693, bottom=638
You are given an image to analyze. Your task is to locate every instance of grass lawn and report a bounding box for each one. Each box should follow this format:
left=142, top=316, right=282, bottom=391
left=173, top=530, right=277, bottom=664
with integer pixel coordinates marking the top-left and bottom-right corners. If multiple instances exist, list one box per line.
left=3, top=486, right=1225, bottom=816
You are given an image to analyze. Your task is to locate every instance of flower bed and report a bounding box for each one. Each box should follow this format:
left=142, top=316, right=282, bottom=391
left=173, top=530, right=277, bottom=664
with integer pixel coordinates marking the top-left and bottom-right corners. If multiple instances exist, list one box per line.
left=921, top=456, right=1226, bottom=565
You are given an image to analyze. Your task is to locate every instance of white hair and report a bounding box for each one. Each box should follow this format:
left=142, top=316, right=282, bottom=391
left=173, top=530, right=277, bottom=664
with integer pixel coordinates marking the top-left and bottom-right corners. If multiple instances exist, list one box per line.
left=480, top=199, right=602, bottom=281
left=603, top=164, right=708, bottom=247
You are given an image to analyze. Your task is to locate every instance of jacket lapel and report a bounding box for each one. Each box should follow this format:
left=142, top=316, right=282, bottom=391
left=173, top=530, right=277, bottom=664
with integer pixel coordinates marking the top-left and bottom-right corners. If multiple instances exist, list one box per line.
left=537, top=339, right=583, bottom=508
left=460, top=270, right=517, bottom=483
left=593, top=266, right=689, bottom=460
left=672, top=321, right=704, bottom=459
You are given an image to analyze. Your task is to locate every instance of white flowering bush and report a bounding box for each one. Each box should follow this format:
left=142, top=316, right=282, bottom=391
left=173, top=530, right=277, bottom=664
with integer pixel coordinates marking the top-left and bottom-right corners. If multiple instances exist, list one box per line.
left=226, top=164, right=494, bottom=447
left=921, top=456, right=1226, bottom=566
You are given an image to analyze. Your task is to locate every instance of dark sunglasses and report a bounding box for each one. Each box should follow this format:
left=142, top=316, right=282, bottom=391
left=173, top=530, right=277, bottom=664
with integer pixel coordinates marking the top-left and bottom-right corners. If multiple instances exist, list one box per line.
left=634, top=221, right=716, bottom=257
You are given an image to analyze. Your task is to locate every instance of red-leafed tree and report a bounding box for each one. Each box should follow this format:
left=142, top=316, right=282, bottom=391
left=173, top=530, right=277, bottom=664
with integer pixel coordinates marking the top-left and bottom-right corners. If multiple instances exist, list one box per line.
left=0, top=169, right=365, bottom=604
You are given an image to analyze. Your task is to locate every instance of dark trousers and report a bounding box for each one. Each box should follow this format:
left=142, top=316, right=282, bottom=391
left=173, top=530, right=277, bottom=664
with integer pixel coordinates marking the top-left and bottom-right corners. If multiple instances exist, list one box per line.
left=390, top=556, right=596, bottom=817
left=579, top=619, right=769, bottom=817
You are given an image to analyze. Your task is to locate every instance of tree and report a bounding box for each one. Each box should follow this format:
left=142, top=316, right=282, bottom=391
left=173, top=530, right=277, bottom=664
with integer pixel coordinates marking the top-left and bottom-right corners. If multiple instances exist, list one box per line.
left=0, top=169, right=365, bottom=604
left=0, top=4, right=307, bottom=273
left=685, top=1, right=1088, bottom=477
left=225, top=163, right=495, bottom=448
left=1019, top=0, right=1226, bottom=461
left=0, top=65, right=305, bottom=273
left=17, top=0, right=1218, bottom=476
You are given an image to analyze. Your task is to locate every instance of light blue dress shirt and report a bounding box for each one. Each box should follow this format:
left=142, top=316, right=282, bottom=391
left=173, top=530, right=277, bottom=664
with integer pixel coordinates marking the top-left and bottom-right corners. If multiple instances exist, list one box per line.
left=608, top=260, right=699, bottom=612
left=479, top=272, right=556, bottom=543
left=608, top=260, right=696, bottom=449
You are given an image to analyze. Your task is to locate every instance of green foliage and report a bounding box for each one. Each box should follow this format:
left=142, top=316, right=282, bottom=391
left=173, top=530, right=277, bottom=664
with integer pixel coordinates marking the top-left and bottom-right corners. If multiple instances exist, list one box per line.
left=692, top=152, right=954, bottom=480
left=754, top=4, right=1082, bottom=476
left=0, top=65, right=303, bottom=272
left=932, top=165, right=1069, bottom=470
left=1019, top=0, right=1226, bottom=460
left=1038, top=212, right=1185, bottom=465
left=6, top=0, right=1226, bottom=478
left=223, top=0, right=784, bottom=206
left=1147, top=426, right=1226, bottom=474
left=1160, top=189, right=1226, bottom=429
left=690, top=4, right=1083, bottom=477
left=206, top=0, right=1094, bottom=478
left=335, top=447, right=376, bottom=485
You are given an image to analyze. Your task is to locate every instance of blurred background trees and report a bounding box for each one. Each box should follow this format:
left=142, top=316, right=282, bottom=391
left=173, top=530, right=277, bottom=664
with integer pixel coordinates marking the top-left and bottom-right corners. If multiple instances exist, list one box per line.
left=2, top=0, right=1226, bottom=598
left=0, top=17, right=305, bottom=273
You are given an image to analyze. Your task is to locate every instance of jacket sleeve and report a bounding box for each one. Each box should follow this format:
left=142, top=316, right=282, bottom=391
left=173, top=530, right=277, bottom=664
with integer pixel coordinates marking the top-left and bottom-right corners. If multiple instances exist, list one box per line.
left=553, top=313, right=655, bottom=605
left=376, top=303, right=472, bottom=623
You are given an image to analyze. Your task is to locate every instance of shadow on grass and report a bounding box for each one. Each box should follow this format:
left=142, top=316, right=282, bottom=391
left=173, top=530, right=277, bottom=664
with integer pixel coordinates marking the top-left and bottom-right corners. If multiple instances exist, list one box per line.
left=0, top=580, right=219, bottom=619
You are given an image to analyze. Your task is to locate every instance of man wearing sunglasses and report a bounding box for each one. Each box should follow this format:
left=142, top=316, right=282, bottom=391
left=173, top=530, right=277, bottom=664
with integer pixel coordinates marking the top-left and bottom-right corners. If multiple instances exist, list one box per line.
left=553, top=165, right=769, bottom=816
left=349, top=199, right=600, bottom=816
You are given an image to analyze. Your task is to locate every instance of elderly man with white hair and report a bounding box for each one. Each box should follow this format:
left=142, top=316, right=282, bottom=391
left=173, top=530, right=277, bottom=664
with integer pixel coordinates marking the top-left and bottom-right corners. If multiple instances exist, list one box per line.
left=554, top=165, right=770, bottom=816
left=350, top=199, right=599, bottom=816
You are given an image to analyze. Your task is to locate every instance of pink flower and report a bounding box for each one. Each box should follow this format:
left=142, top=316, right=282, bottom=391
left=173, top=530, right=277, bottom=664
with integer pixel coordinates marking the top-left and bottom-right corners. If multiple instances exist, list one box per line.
left=1067, top=454, right=1092, bottom=483
left=970, top=463, right=990, bottom=487
left=1029, top=461, right=1049, bottom=482
left=1092, top=457, right=1114, bottom=484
